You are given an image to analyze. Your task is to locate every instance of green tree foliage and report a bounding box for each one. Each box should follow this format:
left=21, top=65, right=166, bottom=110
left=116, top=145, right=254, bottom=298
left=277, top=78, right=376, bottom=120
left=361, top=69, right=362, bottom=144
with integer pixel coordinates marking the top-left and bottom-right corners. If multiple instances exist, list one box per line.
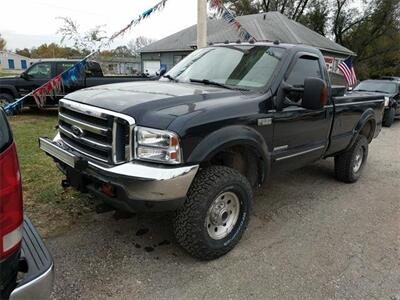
left=16, top=43, right=83, bottom=59
left=342, top=0, right=400, bottom=78
left=297, top=0, right=329, bottom=36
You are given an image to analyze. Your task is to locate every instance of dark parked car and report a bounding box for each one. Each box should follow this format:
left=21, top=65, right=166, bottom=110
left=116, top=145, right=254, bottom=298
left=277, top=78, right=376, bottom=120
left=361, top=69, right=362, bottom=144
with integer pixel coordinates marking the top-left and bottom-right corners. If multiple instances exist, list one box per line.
left=0, top=60, right=156, bottom=108
left=0, top=108, right=54, bottom=299
left=40, top=42, right=385, bottom=260
left=348, top=78, right=400, bottom=127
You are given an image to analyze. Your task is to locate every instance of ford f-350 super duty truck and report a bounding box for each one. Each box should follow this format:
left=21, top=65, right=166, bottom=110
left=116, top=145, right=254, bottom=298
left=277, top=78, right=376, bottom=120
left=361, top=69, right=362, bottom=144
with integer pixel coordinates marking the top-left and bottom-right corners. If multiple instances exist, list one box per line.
left=39, top=42, right=386, bottom=260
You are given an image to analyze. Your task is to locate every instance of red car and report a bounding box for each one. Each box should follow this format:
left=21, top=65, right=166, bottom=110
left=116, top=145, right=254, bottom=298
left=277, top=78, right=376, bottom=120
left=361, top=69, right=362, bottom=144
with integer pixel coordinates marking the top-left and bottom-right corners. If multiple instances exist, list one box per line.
left=0, top=108, right=54, bottom=299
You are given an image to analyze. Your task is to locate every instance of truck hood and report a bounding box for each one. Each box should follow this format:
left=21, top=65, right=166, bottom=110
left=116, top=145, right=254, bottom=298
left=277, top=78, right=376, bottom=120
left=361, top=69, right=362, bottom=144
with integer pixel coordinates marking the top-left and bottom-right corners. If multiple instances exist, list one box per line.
left=64, top=81, right=251, bottom=129
left=0, top=76, right=19, bottom=83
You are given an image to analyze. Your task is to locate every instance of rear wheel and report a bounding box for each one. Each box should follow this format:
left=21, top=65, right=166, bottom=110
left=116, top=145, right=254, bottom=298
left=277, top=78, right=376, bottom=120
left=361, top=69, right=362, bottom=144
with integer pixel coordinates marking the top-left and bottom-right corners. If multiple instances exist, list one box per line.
left=334, top=135, right=369, bottom=183
left=382, top=107, right=396, bottom=127
left=174, top=166, right=252, bottom=260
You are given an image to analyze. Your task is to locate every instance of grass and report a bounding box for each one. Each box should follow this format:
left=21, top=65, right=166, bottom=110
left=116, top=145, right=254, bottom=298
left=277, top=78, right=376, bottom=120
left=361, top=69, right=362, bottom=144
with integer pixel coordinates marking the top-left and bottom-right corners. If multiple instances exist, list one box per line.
left=8, top=110, right=94, bottom=237
left=0, top=71, right=20, bottom=77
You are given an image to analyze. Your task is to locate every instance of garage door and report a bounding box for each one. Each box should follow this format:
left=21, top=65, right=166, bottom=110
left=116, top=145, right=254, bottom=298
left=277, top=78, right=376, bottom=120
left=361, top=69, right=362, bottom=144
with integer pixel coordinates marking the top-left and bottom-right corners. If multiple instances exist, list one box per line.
left=143, top=61, right=160, bottom=75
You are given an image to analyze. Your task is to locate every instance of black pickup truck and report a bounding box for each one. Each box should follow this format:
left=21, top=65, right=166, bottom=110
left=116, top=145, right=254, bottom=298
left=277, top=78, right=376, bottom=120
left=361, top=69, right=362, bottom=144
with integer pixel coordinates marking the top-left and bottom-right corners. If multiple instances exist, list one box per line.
left=0, top=60, right=155, bottom=108
left=39, top=42, right=385, bottom=260
left=347, top=78, right=399, bottom=127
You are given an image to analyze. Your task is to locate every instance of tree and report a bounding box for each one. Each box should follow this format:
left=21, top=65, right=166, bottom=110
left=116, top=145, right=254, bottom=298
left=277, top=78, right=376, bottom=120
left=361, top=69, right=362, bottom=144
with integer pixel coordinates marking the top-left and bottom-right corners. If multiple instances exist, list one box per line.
left=57, top=17, right=107, bottom=52
left=15, top=48, right=31, bottom=58
left=0, top=34, right=6, bottom=50
left=222, top=0, right=311, bottom=19
left=342, top=0, right=400, bottom=78
left=297, top=0, right=329, bottom=36
left=127, top=36, right=156, bottom=55
left=112, top=45, right=134, bottom=57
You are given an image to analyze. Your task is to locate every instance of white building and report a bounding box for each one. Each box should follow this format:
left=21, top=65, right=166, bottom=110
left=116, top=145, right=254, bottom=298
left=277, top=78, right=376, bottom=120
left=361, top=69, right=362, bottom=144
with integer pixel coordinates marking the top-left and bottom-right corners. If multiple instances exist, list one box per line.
left=0, top=51, right=32, bottom=71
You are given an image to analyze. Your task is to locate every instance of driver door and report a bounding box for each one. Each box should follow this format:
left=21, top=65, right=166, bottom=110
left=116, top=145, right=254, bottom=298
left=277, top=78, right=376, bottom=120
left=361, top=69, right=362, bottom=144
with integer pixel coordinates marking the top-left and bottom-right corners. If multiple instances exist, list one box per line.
left=272, top=53, right=331, bottom=171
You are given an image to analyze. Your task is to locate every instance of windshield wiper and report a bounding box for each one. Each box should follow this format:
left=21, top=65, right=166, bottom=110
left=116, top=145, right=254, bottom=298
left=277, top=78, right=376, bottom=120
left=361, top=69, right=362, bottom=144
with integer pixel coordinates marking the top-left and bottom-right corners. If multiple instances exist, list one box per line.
left=163, top=74, right=178, bottom=82
left=371, top=90, right=390, bottom=94
left=189, top=78, right=249, bottom=91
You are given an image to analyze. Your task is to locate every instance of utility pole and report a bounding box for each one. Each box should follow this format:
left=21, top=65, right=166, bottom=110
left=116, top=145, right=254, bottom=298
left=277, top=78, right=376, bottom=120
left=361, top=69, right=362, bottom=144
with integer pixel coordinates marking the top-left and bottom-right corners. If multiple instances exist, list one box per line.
left=197, top=0, right=207, bottom=48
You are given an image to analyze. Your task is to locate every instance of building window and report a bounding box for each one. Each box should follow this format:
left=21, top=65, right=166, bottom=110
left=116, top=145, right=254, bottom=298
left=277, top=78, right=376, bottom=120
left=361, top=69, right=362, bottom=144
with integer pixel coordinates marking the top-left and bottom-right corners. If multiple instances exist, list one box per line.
left=8, top=59, right=15, bottom=69
left=21, top=60, right=27, bottom=69
left=173, top=55, right=185, bottom=66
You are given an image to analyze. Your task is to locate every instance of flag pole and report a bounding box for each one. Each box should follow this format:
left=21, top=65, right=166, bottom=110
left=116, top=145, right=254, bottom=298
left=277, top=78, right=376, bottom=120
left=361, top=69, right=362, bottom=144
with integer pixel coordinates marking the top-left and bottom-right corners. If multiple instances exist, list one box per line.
left=197, top=0, right=208, bottom=48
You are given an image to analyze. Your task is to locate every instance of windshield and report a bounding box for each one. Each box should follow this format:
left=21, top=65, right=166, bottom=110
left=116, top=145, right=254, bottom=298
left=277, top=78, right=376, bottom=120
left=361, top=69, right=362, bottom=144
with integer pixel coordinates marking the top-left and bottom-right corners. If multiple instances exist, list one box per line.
left=165, top=46, right=286, bottom=90
left=354, top=81, right=397, bottom=94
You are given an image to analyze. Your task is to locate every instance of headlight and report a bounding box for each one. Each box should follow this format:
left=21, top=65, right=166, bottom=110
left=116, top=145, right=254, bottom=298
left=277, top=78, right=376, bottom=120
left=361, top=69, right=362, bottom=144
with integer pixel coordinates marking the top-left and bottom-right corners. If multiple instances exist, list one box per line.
left=135, top=126, right=182, bottom=164
left=384, top=96, right=390, bottom=107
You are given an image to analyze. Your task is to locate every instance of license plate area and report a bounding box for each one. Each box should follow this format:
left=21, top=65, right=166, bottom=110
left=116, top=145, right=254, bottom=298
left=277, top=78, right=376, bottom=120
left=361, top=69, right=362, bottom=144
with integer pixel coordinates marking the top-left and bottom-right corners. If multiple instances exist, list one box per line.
left=38, top=137, right=88, bottom=170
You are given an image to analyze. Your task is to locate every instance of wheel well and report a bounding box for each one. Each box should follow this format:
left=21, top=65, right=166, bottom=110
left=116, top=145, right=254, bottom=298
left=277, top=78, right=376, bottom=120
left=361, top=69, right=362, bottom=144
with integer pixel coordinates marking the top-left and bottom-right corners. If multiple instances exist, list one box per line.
left=0, top=88, right=14, bottom=97
left=359, top=120, right=375, bottom=143
left=200, top=145, right=263, bottom=188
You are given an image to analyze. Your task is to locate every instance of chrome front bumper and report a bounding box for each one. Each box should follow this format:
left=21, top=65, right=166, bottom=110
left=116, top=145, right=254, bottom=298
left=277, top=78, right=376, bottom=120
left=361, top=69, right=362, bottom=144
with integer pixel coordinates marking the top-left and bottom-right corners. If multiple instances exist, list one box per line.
left=39, top=136, right=199, bottom=203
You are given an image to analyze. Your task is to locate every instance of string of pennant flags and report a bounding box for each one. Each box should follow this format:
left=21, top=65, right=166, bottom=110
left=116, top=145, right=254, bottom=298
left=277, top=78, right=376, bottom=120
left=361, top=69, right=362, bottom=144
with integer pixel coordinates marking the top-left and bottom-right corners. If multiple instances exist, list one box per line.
left=4, top=0, right=255, bottom=114
left=107, top=0, right=168, bottom=45
left=209, top=0, right=256, bottom=42
left=4, top=0, right=170, bottom=114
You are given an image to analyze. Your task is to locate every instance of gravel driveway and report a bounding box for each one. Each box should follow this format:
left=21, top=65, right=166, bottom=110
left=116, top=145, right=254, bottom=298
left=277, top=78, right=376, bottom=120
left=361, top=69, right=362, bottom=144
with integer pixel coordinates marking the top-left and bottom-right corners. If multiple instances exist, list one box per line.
left=47, top=121, right=400, bottom=300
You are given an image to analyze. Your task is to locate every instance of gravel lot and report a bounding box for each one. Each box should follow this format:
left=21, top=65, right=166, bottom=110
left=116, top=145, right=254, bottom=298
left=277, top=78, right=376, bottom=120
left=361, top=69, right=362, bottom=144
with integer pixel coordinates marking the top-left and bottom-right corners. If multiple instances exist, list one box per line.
left=47, top=121, right=400, bottom=300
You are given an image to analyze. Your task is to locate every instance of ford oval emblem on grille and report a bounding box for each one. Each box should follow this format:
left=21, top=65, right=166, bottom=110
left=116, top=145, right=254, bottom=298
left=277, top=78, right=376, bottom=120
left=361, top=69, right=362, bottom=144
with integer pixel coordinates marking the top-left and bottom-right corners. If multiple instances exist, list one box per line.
left=71, top=125, right=84, bottom=137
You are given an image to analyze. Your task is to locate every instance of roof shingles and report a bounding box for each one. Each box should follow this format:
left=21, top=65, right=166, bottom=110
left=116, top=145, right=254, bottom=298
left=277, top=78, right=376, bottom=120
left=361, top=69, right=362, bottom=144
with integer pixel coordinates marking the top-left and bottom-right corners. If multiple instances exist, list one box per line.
left=140, top=12, right=355, bottom=56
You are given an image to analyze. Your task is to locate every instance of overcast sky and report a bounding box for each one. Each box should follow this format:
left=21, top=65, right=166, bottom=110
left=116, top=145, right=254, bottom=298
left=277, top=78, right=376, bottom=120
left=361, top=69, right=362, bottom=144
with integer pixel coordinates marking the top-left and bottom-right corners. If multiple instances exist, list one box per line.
left=0, top=0, right=198, bottom=50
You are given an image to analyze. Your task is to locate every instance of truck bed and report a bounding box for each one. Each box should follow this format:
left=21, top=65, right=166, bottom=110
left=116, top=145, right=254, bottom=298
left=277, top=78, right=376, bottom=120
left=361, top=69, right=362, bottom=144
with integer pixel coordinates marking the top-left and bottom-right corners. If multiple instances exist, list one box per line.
left=326, top=94, right=385, bottom=156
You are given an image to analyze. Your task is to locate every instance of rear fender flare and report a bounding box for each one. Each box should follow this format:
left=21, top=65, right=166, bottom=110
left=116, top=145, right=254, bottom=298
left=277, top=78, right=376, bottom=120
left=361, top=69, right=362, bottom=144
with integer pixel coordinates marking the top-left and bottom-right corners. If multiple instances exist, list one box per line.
left=348, top=109, right=376, bottom=148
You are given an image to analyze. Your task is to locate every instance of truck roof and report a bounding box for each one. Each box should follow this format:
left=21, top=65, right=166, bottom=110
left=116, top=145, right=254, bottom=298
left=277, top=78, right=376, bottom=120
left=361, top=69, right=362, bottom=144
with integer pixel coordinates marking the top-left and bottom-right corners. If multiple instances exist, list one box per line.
left=212, top=41, right=323, bottom=55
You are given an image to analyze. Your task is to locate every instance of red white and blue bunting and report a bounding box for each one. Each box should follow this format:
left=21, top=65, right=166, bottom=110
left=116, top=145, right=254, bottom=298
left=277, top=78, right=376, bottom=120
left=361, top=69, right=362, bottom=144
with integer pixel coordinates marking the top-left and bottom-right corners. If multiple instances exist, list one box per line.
left=209, top=0, right=256, bottom=42
left=107, top=0, right=168, bottom=45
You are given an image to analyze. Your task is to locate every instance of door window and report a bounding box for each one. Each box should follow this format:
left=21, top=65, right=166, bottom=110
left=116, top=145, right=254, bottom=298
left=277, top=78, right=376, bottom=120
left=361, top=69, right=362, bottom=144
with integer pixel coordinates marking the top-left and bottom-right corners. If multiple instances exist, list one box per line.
left=286, top=56, right=323, bottom=104
left=287, top=56, right=322, bottom=87
left=27, top=62, right=52, bottom=79
left=56, top=62, right=75, bottom=75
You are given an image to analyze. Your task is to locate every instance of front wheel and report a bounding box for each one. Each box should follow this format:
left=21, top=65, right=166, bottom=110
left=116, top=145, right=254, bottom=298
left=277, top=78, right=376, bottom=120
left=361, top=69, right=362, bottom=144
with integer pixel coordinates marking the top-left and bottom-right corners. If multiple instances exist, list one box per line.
left=334, top=135, right=369, bottom=183
left=174, top=166, right=252, bottom=260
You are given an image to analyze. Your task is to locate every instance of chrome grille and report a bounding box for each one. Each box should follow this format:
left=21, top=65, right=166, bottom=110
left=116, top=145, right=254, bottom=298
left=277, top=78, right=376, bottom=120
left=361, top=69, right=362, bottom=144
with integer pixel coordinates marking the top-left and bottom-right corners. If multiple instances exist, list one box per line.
left=58, top=99, right=135, bottom=164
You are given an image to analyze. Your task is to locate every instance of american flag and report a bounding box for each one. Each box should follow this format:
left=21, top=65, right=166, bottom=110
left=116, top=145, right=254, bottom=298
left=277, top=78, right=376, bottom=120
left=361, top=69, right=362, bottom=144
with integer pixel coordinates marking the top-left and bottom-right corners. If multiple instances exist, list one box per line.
left=338, top=57, right=357, bottom=86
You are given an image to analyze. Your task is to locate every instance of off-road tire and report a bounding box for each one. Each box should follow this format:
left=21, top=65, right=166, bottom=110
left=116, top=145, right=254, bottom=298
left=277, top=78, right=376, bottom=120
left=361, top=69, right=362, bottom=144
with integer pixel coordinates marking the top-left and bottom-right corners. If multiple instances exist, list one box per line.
left=0, top=93, right=14, bottom=108
left=382, top=107, right=396, bottom=127
left=334, top=135, right=369, bottom=183
left=174, top=166, right=252, bottom=260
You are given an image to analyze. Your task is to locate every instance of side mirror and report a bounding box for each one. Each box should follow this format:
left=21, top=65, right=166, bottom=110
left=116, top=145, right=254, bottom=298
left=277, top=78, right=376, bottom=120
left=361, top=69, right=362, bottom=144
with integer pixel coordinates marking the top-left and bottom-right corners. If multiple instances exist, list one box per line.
left=158, top=69, right=167, bottom=77
left=275, top=81, right=304, bottom=111
left=275, top=81, right=294, bottom=111
left=20, top=72, right=29, bottom=80
left=347, top=86, right=353, bottom=91
left=302, top=77, right=328, bottom=110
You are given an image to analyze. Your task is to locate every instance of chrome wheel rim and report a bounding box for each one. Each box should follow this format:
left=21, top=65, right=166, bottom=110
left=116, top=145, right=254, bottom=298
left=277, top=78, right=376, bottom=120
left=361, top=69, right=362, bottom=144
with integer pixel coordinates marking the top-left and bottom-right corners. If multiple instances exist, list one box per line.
left=353, top=147, right=364, bottom=173
left=206, top=191, right=240, bottom=240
